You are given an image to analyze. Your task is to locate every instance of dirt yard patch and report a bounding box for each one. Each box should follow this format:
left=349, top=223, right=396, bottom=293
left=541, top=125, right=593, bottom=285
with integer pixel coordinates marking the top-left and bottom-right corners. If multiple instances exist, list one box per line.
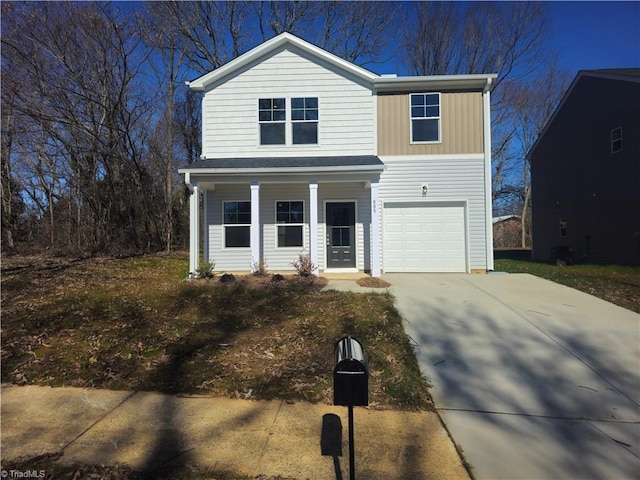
left=356, top=276, right=391, bottom=289
left=1, top=252, right=432, bottom=410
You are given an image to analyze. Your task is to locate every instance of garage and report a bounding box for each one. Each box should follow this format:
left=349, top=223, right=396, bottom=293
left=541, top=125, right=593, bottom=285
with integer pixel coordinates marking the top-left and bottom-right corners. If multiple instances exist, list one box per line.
left=383, top=202, right=467, bottom=272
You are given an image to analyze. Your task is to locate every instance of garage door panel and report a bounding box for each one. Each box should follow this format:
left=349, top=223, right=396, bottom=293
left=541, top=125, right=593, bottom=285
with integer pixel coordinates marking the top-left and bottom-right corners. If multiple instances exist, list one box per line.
left=383, top=203, right=466, bottom=273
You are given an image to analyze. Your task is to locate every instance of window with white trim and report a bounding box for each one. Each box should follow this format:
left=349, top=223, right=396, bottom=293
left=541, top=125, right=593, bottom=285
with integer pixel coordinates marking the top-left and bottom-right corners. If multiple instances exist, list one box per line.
left=223, top=201, right=251, bottom=247
left=259, top=98, right=285, bottom=145
left=276, top=200, right=304, bottom=247
left=292, top=97, right=318, bottom=144
left=611, top=126, right=623, bottom=153
left=410, top=93, right=440, bottom=143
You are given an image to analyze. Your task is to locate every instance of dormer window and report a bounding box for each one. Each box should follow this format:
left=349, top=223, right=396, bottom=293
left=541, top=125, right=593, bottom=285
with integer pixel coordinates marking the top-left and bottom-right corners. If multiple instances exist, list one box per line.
left=259, top=98, right=286, bottom=145
left=410, top=93, right=441, bottom=143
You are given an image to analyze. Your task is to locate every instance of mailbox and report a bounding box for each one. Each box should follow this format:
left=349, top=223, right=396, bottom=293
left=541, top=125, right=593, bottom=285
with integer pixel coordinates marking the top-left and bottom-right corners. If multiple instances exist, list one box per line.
left=333, top=336, right=369, bottom=407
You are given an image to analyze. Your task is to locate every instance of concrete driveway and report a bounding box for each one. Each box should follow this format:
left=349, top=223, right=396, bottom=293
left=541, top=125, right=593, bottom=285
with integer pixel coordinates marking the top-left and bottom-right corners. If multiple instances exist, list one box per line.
left=383, top=273, right=640, bottom=480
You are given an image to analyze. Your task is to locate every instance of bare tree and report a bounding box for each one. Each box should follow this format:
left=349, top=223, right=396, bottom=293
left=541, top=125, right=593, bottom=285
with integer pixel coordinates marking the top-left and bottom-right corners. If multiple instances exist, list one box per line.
left=2, top=2, right=159, bottom=253
left=153, top=1, right=251, bottom=75
left=255, top=0, right=317, bottom=39
left=402, top=2, right=548, bottom=86
left=401, top=2, right=461, bottom=76
left=317, top=1, right=398, bottom=66
left=504, top=61, right=571, bottom=247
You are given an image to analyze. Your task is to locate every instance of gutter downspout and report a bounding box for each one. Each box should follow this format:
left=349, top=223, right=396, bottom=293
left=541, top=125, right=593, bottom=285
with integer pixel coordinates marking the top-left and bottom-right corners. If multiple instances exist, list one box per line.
left=483, top=78, right=495, bottom=272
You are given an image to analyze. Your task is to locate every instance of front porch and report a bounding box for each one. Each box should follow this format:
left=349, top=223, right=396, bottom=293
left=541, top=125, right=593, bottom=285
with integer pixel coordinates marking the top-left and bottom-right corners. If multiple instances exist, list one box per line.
left=179, top=156, right=385, bottom=278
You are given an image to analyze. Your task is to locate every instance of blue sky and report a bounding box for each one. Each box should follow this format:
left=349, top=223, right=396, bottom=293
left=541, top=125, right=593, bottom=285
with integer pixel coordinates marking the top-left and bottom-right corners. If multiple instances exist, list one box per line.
left=378, top=1, right=640, bottom=77
left=547, top=1, right=640, bottom=75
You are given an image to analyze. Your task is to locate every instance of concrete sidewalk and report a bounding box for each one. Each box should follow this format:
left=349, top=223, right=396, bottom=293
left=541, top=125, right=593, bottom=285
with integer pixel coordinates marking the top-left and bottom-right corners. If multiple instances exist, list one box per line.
left=385, top=273, right=640, bottom=480
left=1, top=385, right=468, bottom=479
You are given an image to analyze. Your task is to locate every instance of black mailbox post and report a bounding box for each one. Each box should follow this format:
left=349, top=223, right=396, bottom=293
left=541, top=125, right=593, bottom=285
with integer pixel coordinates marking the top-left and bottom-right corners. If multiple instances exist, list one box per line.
left=334, top=336, right=368, bottom=406
left=333, top=336, right=369, bottom=480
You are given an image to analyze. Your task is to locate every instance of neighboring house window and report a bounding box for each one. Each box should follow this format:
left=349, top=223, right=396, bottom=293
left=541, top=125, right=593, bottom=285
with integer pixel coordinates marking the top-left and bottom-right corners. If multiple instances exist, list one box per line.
left=292, top=97, right=318, bottom=144
left=559, top=218, right=568, bottom=238
left=276, top=200, right=304, bottom=247
left=259, top=98, right=285, bottom=145
left=410, top=93, right=440, bottom=143
left=611, top=126, right=623, bottom=153
left=224, top=201, right=251, bottom=247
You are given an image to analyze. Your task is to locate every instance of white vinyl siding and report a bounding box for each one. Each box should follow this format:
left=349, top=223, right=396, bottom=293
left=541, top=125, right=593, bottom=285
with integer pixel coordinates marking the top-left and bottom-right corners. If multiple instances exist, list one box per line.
left=206, top=184, right=253, bottom=271
left=378, top=154, right=487, bottom=271
left=201, top=46, right=374, bottom=158
left=260, top=184, right=309, bottom=270
left=204, top=182, right=371, bottom=272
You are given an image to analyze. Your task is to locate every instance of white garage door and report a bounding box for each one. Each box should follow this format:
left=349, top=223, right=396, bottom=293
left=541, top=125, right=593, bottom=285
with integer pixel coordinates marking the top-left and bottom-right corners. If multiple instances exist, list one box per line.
left=383, top=203, right=466, bottom=272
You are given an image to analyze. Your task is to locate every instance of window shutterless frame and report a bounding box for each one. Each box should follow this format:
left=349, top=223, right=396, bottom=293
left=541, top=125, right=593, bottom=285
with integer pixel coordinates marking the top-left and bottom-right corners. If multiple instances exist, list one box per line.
left=291, top=97, right=318, bottom=145
left=275, top=200, right=304, bottom=248
left=409, top=92, right=441, bottom=144
left=258, top=98, right=286, bottom=145
left=223, top=201, right=251, bottom=248
left=257, top=97, right=319, bottom=146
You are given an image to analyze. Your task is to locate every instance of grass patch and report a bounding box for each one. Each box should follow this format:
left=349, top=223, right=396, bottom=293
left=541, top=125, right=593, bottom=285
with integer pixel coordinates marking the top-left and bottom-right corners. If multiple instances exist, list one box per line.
left=1, top=252, right=431, bottom=411
left=495, top=259, right=640, bottom=314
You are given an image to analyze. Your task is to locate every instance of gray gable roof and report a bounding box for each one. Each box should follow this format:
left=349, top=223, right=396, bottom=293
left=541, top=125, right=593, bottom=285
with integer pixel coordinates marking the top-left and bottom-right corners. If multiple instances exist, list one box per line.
left=581, top=68, right=640, bottom=79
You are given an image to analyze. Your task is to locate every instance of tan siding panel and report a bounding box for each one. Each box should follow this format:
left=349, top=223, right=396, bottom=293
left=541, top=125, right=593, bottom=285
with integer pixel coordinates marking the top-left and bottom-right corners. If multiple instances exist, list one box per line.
left=377, top=92, right=483, bottom=155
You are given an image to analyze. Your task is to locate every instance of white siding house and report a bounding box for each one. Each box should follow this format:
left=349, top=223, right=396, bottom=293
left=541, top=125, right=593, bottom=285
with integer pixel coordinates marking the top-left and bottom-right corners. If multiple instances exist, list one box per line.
left=179, top=32, right=496, bottom=276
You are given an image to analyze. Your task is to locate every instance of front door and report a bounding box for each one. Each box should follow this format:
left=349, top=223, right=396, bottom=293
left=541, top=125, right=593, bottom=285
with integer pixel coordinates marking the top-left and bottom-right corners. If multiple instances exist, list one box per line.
left=326, top=202, right=356, bottom=268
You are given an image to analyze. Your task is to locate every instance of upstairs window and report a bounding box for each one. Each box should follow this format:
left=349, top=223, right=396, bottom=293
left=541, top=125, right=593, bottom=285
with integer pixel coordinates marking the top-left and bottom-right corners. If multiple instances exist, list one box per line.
left=410, top=93, right=440, bottom=143
left=276, top=201, right=304, bottom=247
left=292, top=97, right=318, bottom=144
left=259, top=98, right=285, bottom=145
left=611, top=126, right=623, bottom=153
left=224, top=201, right=251, bottom=247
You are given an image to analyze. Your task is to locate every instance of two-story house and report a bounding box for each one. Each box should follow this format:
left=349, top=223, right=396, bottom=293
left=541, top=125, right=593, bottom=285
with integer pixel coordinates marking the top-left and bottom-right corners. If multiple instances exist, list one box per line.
left=530, top=69, right=640, bottom=266
left=179, top=33, right=496, bottom=277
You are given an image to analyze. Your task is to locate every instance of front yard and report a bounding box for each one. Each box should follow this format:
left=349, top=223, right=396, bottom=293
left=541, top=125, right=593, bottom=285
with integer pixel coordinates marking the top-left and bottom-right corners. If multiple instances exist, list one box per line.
left=1, top=253, right=432, bottom=411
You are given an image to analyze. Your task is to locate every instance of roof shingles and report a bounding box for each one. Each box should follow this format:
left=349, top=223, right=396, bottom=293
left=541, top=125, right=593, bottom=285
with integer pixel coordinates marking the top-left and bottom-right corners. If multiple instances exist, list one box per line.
left=185, top=155, right=384, bottom=170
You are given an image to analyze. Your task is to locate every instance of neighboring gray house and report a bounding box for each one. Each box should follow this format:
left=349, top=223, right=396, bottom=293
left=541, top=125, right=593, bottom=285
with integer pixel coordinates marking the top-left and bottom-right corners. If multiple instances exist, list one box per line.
left=179, top=33, right=496, bottom=276
left=530, top=69, right=640, bottom=265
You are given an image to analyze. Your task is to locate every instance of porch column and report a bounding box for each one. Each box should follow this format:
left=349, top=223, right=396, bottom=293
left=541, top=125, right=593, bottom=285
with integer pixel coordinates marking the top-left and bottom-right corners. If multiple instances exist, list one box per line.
left=250, top=182, right=260, bottom=270
left=309, top=181, right=319, bottom=276
left=370, top=180, right=381, bottom=277
left=189, top=184, right=200, bottom=276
